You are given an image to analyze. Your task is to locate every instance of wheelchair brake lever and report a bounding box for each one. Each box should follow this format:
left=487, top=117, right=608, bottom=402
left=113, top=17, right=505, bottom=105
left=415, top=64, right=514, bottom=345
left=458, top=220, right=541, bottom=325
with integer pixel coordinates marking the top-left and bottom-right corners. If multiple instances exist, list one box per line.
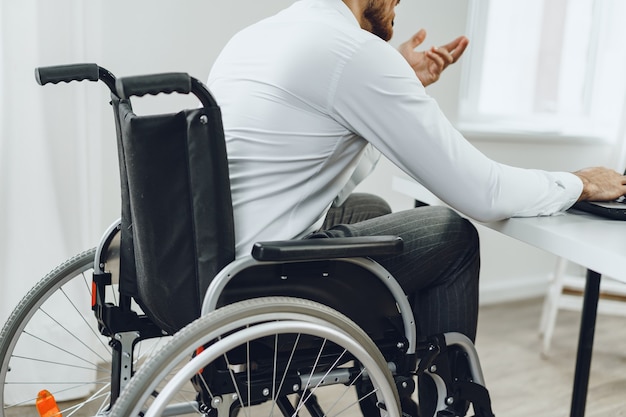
left=415, top=340, right=442, bottom=375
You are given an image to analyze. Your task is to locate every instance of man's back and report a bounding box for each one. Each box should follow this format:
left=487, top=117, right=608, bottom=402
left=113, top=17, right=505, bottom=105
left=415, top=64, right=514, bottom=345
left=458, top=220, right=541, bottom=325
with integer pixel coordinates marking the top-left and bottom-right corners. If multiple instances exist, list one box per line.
left=208, top=0, right=391, bottom=256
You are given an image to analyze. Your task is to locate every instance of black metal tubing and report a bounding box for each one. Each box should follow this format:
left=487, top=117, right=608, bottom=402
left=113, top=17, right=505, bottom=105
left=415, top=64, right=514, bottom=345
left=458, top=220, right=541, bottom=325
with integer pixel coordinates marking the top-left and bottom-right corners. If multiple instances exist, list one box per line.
left=190, top=76, right=219, bottom=109
left=569, top=269, right=601, bottom=417
left=98, top=66, right=117, bottom=95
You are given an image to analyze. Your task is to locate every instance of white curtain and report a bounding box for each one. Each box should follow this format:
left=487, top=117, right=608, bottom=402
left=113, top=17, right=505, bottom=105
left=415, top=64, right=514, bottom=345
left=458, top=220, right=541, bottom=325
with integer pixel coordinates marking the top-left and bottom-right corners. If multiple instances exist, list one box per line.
left=0, top=1, right=112, bottom=326
left=0, top=1, right=132, bottom=404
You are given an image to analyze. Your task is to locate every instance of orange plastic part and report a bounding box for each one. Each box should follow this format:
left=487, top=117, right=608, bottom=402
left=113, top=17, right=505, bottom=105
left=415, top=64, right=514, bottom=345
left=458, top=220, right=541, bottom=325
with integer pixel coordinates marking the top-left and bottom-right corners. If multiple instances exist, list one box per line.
left=36, top=389, right=61, bottom=417
left=195, top=346, right=205, bottom=374
left=91, top=280, right=97, bottom=307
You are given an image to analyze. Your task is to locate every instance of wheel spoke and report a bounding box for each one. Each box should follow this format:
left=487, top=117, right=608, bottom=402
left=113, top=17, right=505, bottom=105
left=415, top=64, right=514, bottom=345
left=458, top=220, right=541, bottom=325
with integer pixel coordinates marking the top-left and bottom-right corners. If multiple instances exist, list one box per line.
left=58, top=285, right=111, bottom=355
left=37, top=306, right=109, bottom=364
left=106, top=298, right=400, bottom=417
left=1, top=245, right=165, bottom=417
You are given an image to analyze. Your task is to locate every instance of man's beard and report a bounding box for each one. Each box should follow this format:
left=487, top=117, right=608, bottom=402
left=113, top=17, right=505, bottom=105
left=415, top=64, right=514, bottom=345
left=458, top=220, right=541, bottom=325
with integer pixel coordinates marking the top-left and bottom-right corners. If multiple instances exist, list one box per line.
left=363, top=2, right=393, bottom=41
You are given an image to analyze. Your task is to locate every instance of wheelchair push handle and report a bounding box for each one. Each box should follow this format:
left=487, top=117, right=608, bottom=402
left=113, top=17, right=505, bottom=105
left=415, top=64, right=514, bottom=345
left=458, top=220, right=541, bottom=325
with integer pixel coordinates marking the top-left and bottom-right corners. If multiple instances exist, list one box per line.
left=35, top=63, right=117, bottom=93
left=116, top=73, right=191, bottom=98
left=35, top=63, right=99, bottom=85
left=116, top=73, right=218, bottom=109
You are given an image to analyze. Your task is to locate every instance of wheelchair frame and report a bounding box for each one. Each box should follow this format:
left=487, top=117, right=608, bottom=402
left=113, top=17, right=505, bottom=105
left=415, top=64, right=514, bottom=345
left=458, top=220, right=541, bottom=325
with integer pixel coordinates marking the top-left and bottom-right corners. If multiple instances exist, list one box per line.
left=0, top=64, right=496, bottom=417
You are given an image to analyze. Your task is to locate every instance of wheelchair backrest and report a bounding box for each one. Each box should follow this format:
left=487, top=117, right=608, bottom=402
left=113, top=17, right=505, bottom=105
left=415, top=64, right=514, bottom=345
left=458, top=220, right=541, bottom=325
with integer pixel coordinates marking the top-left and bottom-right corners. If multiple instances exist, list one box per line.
left=114, top=91, right=235, bottom=335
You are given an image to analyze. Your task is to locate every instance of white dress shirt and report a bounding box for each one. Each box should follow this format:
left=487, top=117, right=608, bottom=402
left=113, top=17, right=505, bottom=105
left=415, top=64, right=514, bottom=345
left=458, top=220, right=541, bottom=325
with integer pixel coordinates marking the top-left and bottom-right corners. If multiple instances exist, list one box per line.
left=208, top=0, right=582, bottom=257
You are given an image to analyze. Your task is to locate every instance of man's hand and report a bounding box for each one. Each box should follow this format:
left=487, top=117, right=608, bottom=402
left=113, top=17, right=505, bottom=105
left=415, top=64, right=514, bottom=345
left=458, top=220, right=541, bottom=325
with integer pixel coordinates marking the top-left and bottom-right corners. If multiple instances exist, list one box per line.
left=574, top=167, right=626, bottom=202
left=398, top=29, right=469, bottom=87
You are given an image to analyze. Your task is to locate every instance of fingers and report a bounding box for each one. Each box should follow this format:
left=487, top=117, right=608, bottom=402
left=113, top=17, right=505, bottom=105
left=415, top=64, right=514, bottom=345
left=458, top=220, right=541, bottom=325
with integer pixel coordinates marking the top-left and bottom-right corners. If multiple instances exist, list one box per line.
left=408, top=29, right=427, bottom=49
left=420, top=35, right=469, bottom=67
left=401, top=31, right=469, bottom=64
left=574, top=167, right=626, bottom=201
left=397, top=30, right=469, bottom=86
left=426, top=47, right=453, bottom=68
left=440, top=36, right=469, bottom=62
left=448, top=36, right=470, bottom=62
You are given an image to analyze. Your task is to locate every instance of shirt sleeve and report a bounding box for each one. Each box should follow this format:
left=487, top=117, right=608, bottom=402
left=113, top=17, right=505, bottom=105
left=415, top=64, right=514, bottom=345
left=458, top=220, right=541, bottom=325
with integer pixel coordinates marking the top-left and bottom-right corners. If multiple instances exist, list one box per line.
left=328, top=38, right=582, bottom=222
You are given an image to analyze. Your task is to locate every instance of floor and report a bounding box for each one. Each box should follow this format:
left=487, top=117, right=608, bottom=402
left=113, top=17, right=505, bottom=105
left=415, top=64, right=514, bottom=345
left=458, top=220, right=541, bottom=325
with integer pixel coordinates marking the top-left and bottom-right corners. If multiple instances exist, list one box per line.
left=476, top=298, right=626, bottom=417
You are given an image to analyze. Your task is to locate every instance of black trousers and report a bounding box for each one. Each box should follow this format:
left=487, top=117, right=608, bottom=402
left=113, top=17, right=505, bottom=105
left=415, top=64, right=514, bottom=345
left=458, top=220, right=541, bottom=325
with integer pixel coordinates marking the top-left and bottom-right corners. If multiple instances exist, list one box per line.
left=317, top=193, right=480, bottom=416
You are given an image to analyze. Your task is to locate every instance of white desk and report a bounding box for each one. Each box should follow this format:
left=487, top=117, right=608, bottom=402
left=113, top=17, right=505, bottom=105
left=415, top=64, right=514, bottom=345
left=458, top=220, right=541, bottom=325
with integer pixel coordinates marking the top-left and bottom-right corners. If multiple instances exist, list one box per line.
left=393, top=176, right=626, bottom=417
left=483, top=213, right=626, bottom=284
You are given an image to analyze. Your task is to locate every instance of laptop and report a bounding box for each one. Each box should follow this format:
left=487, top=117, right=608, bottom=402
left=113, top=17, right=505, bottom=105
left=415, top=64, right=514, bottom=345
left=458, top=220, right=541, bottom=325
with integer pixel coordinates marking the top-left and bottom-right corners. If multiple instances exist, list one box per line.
left=571, top=195, right=626, bottom=220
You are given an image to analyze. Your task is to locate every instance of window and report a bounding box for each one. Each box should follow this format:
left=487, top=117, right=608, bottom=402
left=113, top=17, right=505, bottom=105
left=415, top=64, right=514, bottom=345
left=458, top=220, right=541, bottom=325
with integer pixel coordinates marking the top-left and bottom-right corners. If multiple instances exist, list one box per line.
left=459, top=0, right=626, bottom=141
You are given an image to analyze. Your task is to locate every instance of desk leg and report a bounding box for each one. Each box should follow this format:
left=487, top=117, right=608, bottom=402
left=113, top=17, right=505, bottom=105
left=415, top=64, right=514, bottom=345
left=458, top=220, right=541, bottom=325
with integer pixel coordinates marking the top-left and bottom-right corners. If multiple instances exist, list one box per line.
left=569, top=269, right=601, bottom=417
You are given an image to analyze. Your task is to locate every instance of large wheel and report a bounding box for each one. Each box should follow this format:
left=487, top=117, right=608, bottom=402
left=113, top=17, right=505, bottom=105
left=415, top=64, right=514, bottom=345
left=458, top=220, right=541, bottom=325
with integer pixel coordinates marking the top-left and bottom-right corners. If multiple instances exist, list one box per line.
left=0, top=248, right=169, bottom=417
left=109, top=297, right=401, bottom=417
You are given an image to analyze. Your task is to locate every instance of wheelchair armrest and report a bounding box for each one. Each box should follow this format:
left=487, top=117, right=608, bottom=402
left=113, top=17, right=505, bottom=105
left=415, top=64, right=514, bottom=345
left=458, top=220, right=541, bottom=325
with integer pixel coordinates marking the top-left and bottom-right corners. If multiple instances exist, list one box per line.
left=251, top=235, right=403, bottom=261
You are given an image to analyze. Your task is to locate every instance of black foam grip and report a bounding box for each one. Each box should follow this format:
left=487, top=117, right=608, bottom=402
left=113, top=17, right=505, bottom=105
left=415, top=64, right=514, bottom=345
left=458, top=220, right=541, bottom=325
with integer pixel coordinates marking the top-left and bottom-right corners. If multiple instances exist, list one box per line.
left=35, top=63, right=100, bottom=86
left=115, top=73, right=192, bottom=99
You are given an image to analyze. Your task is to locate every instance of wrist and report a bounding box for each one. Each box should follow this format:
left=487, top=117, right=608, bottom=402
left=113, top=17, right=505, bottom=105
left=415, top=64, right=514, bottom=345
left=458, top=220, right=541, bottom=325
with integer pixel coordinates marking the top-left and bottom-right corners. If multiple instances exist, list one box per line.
left=573, top=172, right=591, bottom=201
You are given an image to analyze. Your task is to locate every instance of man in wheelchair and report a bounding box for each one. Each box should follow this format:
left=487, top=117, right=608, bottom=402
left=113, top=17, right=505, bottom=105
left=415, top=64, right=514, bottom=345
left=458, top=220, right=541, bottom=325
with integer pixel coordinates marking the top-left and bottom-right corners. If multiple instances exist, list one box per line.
left=11, top=1, right=625, bottom=417
left=204, top=0, right=626, bottom=415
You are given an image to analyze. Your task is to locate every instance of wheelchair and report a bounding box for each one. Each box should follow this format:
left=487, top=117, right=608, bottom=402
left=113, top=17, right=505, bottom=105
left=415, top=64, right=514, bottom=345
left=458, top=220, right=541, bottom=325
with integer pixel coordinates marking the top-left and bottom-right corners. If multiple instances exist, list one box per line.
left=0, top=64, right=495, bottom=417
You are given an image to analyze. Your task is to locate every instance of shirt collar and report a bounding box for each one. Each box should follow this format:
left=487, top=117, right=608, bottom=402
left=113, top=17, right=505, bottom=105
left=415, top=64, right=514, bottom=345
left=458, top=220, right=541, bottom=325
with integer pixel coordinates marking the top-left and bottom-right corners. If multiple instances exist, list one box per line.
left=308, top=0, right=361, bottom=28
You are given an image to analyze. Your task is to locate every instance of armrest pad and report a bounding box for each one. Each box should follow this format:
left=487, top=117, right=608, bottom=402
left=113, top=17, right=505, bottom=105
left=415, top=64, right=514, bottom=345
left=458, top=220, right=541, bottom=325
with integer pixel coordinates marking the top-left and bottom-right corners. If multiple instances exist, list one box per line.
left=251, top=235, right=403, bottom=261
